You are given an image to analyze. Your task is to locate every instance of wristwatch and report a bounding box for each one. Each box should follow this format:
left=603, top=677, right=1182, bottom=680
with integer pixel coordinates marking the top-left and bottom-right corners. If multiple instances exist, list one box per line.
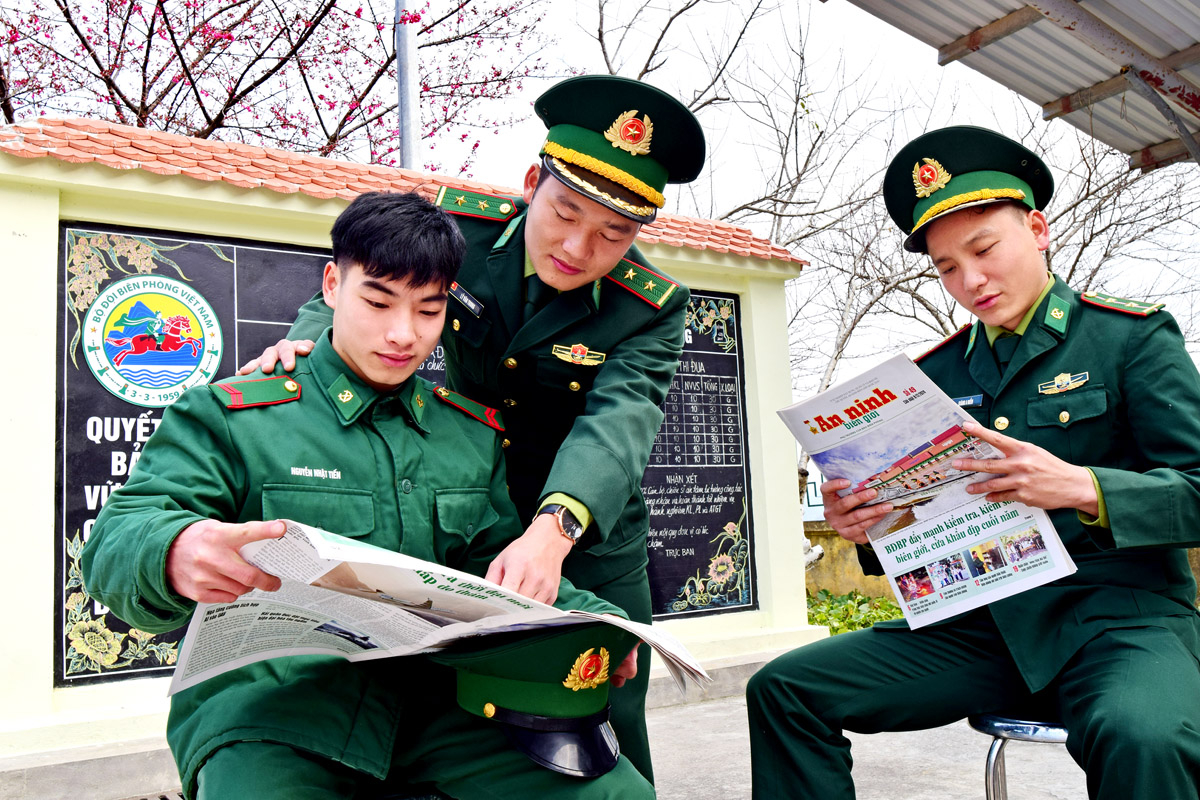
left=540, top=503, right=585, bottom=545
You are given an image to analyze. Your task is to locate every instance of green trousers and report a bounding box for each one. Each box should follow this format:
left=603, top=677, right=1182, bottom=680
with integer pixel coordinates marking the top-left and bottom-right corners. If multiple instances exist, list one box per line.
left=196, top=666, right=654, bottom=800
left=746, top=610, right=1200, bottom=799
left=574, top=563, right=654, bottom=783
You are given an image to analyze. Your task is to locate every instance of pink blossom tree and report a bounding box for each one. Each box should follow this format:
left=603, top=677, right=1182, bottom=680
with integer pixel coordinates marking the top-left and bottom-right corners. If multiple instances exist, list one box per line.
left=0, top=0, right=550, bottom=171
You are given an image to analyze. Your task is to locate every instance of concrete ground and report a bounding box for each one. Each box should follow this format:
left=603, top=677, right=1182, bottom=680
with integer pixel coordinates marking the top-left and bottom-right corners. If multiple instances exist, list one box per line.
left=649, top=694, right=1088, bottom=800
left=14, top=661, right=1088, bottom=800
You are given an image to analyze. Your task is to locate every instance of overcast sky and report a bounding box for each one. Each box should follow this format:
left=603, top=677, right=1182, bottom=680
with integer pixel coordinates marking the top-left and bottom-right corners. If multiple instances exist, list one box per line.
left=463, top=0, right=1017, bottom=190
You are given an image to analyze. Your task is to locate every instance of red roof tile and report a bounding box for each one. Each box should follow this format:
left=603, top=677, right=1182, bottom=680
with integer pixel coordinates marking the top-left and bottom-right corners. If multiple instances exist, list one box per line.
left=0, top=117, right=806, bottom=267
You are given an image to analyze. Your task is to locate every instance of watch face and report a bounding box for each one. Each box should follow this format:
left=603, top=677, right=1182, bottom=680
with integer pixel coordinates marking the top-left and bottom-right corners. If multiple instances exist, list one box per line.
left=547, top=505, right=584, bottom=540
left=563, top=518, right=584, bottom=539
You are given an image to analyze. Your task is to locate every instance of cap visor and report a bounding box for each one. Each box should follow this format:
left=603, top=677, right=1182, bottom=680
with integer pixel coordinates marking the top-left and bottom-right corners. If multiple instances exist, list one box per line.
left=904, top=196, right=1023, bottom=253
left=542, top=156, right=657, bottom=224
left=501, top=717, right=620, bottom=778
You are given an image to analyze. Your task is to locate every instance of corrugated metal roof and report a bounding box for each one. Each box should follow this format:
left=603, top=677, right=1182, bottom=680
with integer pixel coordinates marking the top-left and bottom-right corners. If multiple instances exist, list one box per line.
left=843, top=0, right=1200, bottom=169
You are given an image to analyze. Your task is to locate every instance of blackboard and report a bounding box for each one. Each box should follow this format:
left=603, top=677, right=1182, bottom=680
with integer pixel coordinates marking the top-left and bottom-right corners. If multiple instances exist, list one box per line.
left=53, top=221, right=754, bottom=686
left=645, top=290, right=757, bottom=619
left=55, top=223, right=330, bottom=685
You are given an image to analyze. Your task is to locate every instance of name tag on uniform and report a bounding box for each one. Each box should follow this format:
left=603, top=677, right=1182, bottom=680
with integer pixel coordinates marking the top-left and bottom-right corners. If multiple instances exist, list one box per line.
left=449, top=281, right=483, bottom=318
left=953, top=394, right=983, bottom=408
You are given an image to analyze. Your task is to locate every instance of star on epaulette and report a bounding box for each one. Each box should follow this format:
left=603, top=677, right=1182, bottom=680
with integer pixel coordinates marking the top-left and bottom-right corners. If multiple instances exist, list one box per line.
left=434, top=185, right=519, bottom=222
left=211, top=375, right=301, bottom=410
left=1081, top=290, right=1164, bottom=317
left=433, top=386, right=505, bottom=431
left=604, top=257, right=679, bottom=308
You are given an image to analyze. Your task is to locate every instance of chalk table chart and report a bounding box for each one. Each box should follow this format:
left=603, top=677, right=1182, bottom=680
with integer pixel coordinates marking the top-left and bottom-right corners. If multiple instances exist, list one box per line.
left=644, top=290, right=757, bottom=619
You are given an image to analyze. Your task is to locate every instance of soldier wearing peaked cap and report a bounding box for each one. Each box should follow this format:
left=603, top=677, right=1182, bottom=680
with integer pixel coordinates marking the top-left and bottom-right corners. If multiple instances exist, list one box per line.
left=242, top=74, right=708, bottom=782
left=82, top=192, right=654, bottom=799
left=747, top=126, right=1200, bottom=799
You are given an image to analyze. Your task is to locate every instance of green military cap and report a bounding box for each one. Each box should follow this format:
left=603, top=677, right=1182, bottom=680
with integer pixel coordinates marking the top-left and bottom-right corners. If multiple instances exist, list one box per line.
left=534, top=74, right=706, bottom=223
left=428, top=621, right=640, bottom=777
left=883, top=125, right=1054, bottom=253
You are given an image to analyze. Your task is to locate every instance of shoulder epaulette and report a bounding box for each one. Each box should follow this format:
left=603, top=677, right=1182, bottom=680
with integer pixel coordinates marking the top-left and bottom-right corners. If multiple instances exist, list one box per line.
left=433, top=386, right=505, bottom=431
left=604, top=257, right=679, bottom=309
left=914, top=324, right=972, bottom=363
left=434, top=185, right=520, bottom=223
left=211, top=375, right=302, bottom=409
left=1081, top=290, right=1164, bottom=317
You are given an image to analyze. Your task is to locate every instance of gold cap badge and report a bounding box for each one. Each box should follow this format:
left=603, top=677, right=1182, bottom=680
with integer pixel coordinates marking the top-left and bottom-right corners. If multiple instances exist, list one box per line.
left=604, top=110, right=653, bottom=156
left=912, top=157, right=950, bottom=198
left=562, top=647, right=610, bottom=691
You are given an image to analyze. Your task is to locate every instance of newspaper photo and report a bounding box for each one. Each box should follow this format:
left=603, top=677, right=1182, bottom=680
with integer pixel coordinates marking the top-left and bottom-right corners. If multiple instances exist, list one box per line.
left=779, top=354, right=1076, bottom=629
left=169, top=521, right=708, bottom=694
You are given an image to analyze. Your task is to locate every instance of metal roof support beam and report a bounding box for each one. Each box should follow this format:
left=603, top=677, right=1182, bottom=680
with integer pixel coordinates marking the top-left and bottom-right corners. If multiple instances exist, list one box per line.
left=1043, top=43, right=1200, bottom=120
left=938, top=6, right=1043, bottom=66
left=1028, top=0, right=1200, bottom=124
left=1122, top=68, right=1200, bottom=168
left=1130, top=138, right=1191, bottom=172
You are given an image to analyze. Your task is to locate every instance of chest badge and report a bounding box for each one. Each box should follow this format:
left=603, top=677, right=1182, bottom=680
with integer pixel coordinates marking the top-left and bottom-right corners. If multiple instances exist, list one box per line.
left=1038, top=371, right=1089, bottom=395
left=448, top=281, right=483, bottom=318
left=552, top=343, right=606, bottom=366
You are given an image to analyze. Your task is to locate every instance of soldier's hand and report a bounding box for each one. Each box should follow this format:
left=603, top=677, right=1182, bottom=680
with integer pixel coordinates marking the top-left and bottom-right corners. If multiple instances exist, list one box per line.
left=166, top=519, right=286, bottom=603
left=484, top=515, right=573, bottom=605
left=955, top=421, right=1099, bottom=516
left=236, top=338, right=314, bottom=375
left=610, top=642, right=641, bottom=688
left=821, top=479, right=892, bottom=545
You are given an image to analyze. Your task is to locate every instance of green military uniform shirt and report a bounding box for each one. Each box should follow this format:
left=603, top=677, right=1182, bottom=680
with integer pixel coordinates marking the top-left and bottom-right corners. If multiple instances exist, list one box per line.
left=290, top=197, right=689, bottom=587
left=860, top=275, right=1200, bottom=691
left=81, top=332, right=621, bottom=797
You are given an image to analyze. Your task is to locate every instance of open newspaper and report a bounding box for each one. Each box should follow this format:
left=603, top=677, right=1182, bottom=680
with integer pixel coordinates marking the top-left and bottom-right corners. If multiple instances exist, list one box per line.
left=779, top=354, right=1076, bottom=629
left=169, top=521, right=709, bottom=694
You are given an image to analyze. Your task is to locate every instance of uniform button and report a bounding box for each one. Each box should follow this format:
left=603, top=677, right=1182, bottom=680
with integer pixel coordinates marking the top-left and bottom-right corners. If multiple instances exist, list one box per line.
left=284, top=380, right=298, bottom=392
left=484, top=703, right=496, bottom=718
left=502, top=438, right=511, bottom=449
left=1059, top=410, right=1070, bottom=424
left=568, top=381, right=581, bottom=392
left=503, top=358, right=518, bottom=369
left=400, top=479, right=413, bottom=493
left=503, top=398, right=517, bottom=407
left=994, top=417, right=1010, bottom=431
left=452, top=319, right=461, bottom=331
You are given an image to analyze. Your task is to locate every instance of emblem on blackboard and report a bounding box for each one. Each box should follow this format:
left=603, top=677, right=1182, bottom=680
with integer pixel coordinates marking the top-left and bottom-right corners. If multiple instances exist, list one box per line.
left=82, top=275, right=222, bottom=408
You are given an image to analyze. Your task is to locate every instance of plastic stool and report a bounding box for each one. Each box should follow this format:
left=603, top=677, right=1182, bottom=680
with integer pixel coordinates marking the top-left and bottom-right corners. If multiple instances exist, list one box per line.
left=967, top=713, right=1069, bottom=800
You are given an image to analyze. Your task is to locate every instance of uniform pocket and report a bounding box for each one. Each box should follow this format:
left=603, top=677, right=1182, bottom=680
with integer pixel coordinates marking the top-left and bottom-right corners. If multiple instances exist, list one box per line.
left=433, top=488, right=498, bottom=543
left=535, top=353, right=599, bottom=397
left=261, top=484, right=375, bottom=537
left=1026, top=385, right=1109, bottom=464
left=1027, top=385, right=1107, bottom=429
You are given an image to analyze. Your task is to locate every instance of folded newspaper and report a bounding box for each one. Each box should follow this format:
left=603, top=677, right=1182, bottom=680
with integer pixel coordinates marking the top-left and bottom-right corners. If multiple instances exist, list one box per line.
left=169, top=521, right=709, bottom=694
left=779, top=354, right=1076, bottom=629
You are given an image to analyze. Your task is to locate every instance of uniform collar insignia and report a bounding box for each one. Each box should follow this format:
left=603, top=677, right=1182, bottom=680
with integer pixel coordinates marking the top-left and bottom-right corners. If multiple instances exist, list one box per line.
left=1044, top=294, right=1070, bottom=334
left=329, top=373, right=365, bottom=422
left=964, top=323, right=979, bottom=359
